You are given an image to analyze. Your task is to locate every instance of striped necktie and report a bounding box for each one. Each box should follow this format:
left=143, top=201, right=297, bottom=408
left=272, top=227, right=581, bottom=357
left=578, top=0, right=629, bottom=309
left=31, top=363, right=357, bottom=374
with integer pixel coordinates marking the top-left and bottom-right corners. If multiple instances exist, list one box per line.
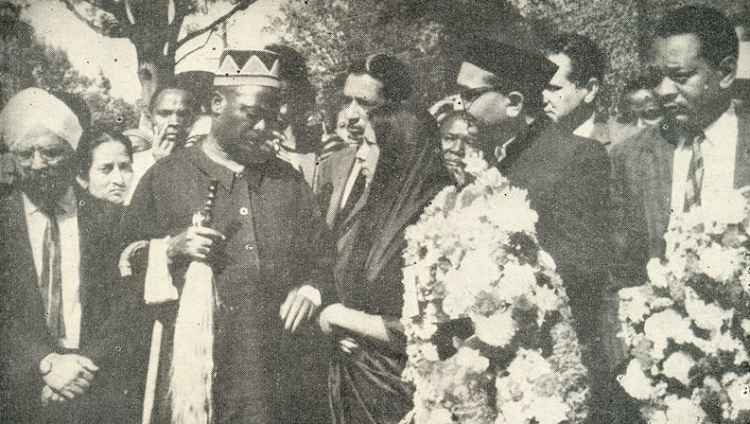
left=41, top=208, right=65, bottom=340
left=683, top=133, right=705, bottom=212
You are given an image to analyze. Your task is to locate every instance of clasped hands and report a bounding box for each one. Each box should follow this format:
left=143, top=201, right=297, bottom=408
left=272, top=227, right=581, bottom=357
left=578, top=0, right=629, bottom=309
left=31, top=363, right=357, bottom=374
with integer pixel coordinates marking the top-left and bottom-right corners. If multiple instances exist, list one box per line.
left=40, top=353, right=99, bottom=405
left=167, top=226, right=318, bottom=333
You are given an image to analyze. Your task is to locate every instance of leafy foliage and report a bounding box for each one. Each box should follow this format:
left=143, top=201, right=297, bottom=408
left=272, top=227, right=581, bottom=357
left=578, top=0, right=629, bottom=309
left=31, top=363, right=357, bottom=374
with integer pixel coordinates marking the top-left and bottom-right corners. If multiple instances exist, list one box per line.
left=270, top=0, right=744, bottom=115
left=1, top=2, right=138, bottom=133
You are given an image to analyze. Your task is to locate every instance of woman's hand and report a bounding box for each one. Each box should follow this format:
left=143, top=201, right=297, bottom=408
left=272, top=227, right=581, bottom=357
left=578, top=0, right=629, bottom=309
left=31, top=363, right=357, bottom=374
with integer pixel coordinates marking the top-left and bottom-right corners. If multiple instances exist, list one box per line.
left=338, top=337, right=361, bottom=354
left=318, top=303, right=347, bottom=335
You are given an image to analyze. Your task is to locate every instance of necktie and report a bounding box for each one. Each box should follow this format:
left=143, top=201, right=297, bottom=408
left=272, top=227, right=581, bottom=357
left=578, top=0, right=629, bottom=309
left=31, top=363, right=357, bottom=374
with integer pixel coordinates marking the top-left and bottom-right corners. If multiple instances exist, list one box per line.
left=338, top=170, right=368, bottom=226
left=41, top=209, right=65, bottom=340
left=684, top=133, right=705, bottom=212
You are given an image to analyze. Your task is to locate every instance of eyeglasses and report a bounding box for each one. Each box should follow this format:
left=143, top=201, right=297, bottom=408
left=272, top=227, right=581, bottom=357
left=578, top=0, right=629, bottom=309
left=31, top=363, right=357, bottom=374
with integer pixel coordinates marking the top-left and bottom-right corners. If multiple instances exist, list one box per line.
left=11, top=146, right=69, bottom=165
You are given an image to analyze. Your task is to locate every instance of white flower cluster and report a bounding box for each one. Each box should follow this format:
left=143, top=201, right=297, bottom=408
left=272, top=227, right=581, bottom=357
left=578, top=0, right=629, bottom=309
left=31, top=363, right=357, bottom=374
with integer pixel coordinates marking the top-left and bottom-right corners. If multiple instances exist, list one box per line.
left=401, top=158, right=588, bottom=423
left=617, top=188, right=750, bottom=424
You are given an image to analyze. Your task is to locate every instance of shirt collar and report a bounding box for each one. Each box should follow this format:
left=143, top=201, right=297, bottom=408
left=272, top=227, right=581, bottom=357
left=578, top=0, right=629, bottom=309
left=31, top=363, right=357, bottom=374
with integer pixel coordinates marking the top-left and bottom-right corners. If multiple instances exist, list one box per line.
left=573, top=113, right=596, bottom=139
left=191, top=146, right=264, bottom=192
left=703, top=102, right=737, bottom=148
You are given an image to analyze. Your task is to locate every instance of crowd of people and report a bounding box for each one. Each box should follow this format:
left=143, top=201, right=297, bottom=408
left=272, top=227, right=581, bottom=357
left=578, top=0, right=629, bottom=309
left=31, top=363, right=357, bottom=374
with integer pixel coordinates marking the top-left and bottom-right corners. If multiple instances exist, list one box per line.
left=0, top=4, right=749, bottom=424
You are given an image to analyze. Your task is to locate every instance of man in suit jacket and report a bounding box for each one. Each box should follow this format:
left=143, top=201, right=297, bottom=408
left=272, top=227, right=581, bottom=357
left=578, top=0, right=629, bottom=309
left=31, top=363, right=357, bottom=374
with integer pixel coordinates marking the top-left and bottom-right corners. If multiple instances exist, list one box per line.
left=611, top=5, right=747, bottom=293
left=456, top=36, right=612, bottom=422
left=608, top=7, right=747, bottom=422
left=542, top=33, right=615, bottom=149
left=0, top=88, right=139, bottom=423
left=315, top=53, right=413, bottom=233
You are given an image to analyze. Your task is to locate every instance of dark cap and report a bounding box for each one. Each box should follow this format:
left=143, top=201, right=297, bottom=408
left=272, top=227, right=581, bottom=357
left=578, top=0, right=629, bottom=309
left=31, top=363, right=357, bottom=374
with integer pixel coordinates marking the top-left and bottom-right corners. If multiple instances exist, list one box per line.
left=464, top=36, right=558, bottom=89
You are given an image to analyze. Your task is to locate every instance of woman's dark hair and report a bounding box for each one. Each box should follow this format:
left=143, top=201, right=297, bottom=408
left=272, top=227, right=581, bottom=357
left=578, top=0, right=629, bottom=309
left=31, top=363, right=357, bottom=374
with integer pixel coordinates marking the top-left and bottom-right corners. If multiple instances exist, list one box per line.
left=348, top=53, right=413, bottom=104
left=76, top=129, right=133, bottom=179
left=340, top=104, right=452, bottom=303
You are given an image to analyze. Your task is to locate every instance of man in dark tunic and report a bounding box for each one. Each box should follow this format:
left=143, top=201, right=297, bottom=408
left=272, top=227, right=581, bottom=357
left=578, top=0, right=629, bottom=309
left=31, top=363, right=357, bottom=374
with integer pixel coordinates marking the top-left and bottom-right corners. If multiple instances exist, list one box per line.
left=122, top=49, right=335, bottom=423
left=455, top=37, right=613, bottom=423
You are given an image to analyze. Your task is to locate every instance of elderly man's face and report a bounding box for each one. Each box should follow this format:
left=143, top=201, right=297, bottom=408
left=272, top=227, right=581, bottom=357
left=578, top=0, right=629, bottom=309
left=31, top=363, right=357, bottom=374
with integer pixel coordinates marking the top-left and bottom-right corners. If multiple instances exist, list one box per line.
left=150, top=88, right=195, bottom=145
left=211, top=85, right=280, bottom=164
left=651, top=34, right=735, bottom=135
left=340, top=73, right=386, bottom=143
left=10, top=128, right=75, bottom=203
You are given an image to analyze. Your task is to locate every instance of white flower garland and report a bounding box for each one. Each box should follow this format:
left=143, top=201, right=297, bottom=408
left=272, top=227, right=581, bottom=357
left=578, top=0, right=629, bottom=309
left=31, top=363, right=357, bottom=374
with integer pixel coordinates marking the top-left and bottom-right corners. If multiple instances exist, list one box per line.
left=401, top=157, right=589, bottom=424
left=618, top=188, right=750, bottom=423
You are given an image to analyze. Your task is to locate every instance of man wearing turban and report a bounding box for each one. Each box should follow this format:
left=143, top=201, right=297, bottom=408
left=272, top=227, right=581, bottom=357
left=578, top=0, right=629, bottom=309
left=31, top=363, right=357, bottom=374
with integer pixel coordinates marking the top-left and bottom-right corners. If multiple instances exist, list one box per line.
left=0, top=88, right=140, bottom=422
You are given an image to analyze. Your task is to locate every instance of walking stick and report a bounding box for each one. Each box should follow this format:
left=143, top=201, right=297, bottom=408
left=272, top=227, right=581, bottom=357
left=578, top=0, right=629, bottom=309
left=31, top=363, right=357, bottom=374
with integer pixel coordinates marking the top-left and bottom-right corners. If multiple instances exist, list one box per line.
left=141, top=179, right=219, bottom=424
left=142, top=319, right=163, bottom=424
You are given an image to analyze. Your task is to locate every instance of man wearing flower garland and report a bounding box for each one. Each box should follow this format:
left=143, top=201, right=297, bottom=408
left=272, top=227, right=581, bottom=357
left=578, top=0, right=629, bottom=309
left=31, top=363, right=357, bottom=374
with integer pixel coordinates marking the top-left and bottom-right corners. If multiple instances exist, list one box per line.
left=455, top=35, right=613, bottom=422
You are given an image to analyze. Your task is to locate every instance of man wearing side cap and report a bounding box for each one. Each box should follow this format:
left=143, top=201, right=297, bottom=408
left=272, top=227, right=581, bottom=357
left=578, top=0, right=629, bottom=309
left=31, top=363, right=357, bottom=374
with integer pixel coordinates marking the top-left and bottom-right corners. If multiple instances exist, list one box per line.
left=455, top=36, right=612, bottom=420
left=0, top=88, right=138, bottom=422
left=122, top=49, right=335, bottom=423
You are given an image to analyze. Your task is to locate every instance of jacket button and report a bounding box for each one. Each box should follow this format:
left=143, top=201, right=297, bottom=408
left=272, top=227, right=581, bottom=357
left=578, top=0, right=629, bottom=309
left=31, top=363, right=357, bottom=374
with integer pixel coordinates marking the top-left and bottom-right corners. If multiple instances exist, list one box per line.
left=245, top=244, right=254, bottom=251
left=239, top=207, right=249, bottom=216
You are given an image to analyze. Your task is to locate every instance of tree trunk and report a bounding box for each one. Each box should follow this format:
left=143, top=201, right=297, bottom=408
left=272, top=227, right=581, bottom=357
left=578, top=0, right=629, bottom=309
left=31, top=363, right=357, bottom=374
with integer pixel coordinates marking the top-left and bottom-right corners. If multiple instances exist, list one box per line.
left=134, top=41, right=176, bottom=111
left=125, top=0, right=181, bottom=110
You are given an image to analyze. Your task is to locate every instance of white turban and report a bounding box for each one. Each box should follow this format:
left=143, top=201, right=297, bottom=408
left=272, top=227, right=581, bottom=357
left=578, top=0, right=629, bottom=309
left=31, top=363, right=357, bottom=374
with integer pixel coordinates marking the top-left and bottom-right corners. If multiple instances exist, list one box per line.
left=0, top=88, right=83, bottom=151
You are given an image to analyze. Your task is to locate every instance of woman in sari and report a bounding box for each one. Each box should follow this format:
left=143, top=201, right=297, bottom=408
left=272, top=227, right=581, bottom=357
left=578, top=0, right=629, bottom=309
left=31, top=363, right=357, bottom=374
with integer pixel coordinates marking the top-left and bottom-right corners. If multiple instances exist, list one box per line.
left=318, top=104, right=453, bottom=423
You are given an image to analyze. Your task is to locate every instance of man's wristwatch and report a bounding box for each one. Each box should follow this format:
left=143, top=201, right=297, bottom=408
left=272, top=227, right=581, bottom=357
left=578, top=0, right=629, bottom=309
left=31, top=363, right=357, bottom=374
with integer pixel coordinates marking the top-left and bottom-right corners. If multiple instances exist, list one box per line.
left=39, top=353, right=59, bottom=375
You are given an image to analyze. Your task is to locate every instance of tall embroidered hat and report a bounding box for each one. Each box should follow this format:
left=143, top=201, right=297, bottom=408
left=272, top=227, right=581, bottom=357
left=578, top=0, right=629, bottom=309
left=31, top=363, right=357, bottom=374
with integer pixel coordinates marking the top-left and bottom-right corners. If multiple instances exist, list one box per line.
left=214, top=49, right=281, bottom=88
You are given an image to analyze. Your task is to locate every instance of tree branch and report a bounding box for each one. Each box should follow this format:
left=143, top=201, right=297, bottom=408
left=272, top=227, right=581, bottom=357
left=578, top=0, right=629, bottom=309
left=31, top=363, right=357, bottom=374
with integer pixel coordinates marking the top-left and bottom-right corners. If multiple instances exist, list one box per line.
left=79, top=0, right=132, bottom=34
left=176, top=0, right=256, bottom=49
left=60, top=0, right=112, bottom=37
left=80, top=0, right=121, bottom=17
left=175, top=26, right=215, bottom=66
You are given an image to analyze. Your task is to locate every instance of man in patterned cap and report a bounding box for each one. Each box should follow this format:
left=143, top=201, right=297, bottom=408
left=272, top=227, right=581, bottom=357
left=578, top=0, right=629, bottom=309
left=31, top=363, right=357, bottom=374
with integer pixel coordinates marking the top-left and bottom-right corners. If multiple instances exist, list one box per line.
left=123, top=49, right=335, bottom=423
left=0, top=88, right=136, bottom=422
left=456, top=36, right=612, bottom=422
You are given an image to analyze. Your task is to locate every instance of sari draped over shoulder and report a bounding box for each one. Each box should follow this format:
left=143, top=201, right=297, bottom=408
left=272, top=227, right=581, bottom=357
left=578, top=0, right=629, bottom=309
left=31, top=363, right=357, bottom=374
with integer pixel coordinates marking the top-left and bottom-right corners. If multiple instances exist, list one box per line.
left=328, top=106, right=452, bottom=424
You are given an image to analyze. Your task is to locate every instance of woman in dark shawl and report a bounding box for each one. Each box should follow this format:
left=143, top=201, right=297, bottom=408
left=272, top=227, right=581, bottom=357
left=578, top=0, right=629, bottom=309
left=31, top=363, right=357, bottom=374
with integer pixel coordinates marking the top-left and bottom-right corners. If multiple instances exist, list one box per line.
left=318, top=104, right=453, bottom=424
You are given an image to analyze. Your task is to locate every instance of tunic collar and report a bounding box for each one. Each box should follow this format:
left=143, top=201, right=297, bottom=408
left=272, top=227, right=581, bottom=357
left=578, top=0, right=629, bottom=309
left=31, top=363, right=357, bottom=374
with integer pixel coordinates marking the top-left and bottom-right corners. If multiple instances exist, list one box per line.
left=189, top=146, right=264, bottom=192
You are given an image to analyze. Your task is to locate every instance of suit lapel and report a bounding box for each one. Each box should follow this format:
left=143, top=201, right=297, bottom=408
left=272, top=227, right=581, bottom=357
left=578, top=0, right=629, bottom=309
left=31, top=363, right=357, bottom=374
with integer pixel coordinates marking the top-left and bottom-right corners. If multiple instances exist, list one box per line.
left=636, top=129, right=674, bottom=258
left=316, top=147, right=358, bottom=229
left=733, top=112, right=750, bottom=188
left=2, top=192, right=47, bottom=329
left=336, top=184, right=370, bottom=234
left=75, top=188, right=93, bottom=328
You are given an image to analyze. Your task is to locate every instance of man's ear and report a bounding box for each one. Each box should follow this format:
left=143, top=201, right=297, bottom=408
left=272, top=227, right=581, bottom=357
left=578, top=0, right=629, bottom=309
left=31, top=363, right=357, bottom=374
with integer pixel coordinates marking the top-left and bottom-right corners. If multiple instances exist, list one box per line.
left=584, top=78, right=600, bottom=104
left=718, top=56, right=737, bottom=89
left=506, top=91, right=525, bottom=118
left=211, top=91, right=226, bottom=116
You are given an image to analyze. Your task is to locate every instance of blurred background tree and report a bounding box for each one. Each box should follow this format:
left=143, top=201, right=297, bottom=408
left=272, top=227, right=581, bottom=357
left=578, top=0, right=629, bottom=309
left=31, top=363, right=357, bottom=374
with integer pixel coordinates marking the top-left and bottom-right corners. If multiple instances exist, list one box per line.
left=46, top=0, right=259, bottom=109
left=1, top=1, right=138, bottom=132
left=269, top=0, right=745, bottom=116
